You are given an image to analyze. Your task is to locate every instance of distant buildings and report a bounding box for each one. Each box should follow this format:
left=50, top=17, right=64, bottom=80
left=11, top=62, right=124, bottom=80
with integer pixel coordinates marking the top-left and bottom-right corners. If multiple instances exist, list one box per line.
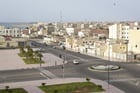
left=0, top=21, right=140, bottom=61
left=0, top=26, right=21, bottom=37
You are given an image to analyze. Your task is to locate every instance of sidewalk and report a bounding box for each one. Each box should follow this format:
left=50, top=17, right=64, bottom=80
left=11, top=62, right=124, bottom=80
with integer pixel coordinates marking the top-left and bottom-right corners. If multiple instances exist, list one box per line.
left=0, top=78, right=125, bottom=93
left=0, top=49, right=125, bottom=93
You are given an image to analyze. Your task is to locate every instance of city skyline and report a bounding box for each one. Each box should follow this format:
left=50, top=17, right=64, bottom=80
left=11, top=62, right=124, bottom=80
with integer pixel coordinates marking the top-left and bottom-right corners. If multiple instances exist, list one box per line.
left=0, top=0, right=140, bottom=22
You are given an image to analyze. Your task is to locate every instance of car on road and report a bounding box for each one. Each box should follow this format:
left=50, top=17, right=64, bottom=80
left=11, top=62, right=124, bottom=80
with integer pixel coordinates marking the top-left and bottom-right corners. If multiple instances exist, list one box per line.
left=53, top=46, right=56, bottom=49
left=73, top=59, right=80, bottom=64
left=39, top=48, right=46, bottom=52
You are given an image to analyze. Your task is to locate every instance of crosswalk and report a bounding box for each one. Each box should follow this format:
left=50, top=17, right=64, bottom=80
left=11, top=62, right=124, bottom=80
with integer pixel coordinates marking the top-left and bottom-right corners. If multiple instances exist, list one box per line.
left=38, top=68, right=57, bottom=79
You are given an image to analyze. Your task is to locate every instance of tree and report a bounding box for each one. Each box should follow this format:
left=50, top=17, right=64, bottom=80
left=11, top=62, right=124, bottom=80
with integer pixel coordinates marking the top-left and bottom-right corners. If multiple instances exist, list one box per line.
left=34, top=50, right=40, bottom=59
left=19, top=47, right=25, bottom=56
left=25, top=46, right=33, bottom=59
left=38, top=52, right=43, bottom=61
left=26, top=46, right=33, bottom=54
left=37, top=52, right=43, bottom=67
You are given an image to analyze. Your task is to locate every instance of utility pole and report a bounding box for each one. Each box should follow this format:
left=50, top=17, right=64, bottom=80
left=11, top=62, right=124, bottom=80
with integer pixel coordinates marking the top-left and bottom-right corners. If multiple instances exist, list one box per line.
left=125, top=40, right=129, bottom=62
left=108, top=40, right=110, bottom=93
left=62, top=55, right=65, bottom=78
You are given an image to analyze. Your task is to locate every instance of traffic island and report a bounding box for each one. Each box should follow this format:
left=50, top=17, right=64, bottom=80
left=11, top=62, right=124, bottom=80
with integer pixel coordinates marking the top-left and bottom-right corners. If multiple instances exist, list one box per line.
left=88, top=64, right=121, bottom=72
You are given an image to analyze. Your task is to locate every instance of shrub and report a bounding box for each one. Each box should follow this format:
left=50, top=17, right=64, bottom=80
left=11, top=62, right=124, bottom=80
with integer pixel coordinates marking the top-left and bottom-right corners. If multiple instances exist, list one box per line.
left=86, top=77, right=90, bottom=82
left=97, top=85, right=102, bottom=89
left=53, top=89, right=58, bottom=93
left=41, top=83, right=46, bottom=86
left=5, top=85, right=9, bottom=90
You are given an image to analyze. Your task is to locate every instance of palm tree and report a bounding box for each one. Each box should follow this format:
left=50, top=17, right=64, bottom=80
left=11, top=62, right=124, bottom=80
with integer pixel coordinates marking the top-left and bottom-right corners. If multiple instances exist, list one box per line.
left=26, top=46, right=33, bottom=59
left=38, top=52, right=43, bottom=61
left=37, top=52, right=43, bottom=67
left=19, top=47, right=25, bottom=56
left=34, top=50, right=39, bottom=59
left=26, top=46, right=33, bottom=54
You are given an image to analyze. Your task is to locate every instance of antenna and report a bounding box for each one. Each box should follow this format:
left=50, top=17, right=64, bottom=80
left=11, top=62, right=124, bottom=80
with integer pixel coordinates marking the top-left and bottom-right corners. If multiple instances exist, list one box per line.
left=60, top=11, right=62, bottom=23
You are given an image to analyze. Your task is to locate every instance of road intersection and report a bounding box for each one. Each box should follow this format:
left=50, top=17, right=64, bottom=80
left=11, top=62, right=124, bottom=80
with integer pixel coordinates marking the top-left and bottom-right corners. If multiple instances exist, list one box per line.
left=0, top=46, right=140, bottom=93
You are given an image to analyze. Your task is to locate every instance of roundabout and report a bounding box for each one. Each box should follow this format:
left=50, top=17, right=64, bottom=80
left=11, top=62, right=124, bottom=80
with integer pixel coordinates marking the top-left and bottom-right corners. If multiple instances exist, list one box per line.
left=88, top=64, right=121, bottom=72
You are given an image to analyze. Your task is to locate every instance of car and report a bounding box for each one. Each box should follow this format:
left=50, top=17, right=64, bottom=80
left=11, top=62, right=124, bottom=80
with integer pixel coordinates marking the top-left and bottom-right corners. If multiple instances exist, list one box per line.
left=39, top=48, right=46, bottom=52
left=73, top=59, right=80, bottom=64
left=53, top=46, right=56, bottom=49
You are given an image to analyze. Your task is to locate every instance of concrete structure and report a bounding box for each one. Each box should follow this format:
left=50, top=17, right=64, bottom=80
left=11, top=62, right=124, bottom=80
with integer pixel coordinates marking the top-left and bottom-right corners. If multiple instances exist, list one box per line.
left=47, top=23, right=55, bottom=35
left=128, top=29, right=140, bottom=58
left=0, top=36, right=27, bottom=48
left=104, top=40, right=127, bottom=61
left=66, top=37, right=129, bottom=61
left=121, top=25, right=129, bottom=40
left=0, top=28, right=21, bottom=37
left=66, top=28, right=74, bottom=36
left=109, top=24, right=129, bottom=40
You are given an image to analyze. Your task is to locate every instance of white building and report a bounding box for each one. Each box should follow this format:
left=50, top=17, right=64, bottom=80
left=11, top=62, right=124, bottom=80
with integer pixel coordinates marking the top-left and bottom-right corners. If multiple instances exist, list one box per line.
left=109, top=24, right=119, bottom=39
left=109, top=24, right=130, bottom=40
left=78, top=31, right=85, bottom=38
left=66, top=28, right=74, bottom=36
left=43, top=35, right=53, bottom=44
left=0, top=26, right=5, bottom=30
left=0, top=27, right=21, bottom=37
left=121, top=25, right=129, bottom=40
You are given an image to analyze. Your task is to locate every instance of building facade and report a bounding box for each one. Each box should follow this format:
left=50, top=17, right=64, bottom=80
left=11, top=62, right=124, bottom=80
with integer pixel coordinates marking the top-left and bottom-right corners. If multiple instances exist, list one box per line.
left=109, top=24, right=130, bottom=40
left=0, top=28, right=21, bottom=37
left=128, top=29, right=140, bottom=54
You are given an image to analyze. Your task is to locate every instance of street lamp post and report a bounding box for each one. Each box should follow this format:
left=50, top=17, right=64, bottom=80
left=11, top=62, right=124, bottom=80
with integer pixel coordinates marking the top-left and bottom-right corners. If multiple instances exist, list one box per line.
left=62, top=58, right=65, bottom=78
left=61, top=54, right=66, bottom=78
left=125, top=40, right=129, bottom=62
left=108, top=41, right=110, bottom=93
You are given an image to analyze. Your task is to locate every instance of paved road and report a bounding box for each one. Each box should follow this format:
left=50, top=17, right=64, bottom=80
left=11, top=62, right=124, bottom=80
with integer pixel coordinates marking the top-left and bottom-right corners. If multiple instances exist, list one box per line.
left=0, top=40, right=140, bottom=93
left=41, top=42, right=140, bottom=93
left=0, top=49, right=125, bottom=93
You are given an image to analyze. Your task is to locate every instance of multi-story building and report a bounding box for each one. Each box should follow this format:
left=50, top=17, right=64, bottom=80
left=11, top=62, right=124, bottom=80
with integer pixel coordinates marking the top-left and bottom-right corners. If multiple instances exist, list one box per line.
left=121, top=25, right=129, bottom=40
left=0, top=25, right=5, bottom=30
left=109, top=24, right=119, bottom=39
left=109, top=24, right=129, bottom=40
left=128, top=29, right=140, bottom=55
left=47, top=23, right=55, bottom=35
left=0, top=26, right=5, bottom=35
left=0, top=27, right=21, bottom=37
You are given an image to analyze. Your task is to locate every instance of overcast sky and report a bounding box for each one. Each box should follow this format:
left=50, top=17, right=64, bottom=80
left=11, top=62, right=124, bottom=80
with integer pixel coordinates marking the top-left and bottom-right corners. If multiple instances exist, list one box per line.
left=0, top=0, right=139, bottom=22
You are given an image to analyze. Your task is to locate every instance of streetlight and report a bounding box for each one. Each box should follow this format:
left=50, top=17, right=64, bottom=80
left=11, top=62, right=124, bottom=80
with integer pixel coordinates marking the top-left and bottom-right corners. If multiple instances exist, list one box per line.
left=124, top=40, right=129, bottom=62
left=61, top=46, right=66, bottom=78
left=61, top=54, right=65, bottom=78
left=107, top=40, right=110, bottom=93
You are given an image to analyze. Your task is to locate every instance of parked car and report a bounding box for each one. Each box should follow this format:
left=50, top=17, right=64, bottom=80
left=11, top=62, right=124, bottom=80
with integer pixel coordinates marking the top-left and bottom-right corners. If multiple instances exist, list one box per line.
left=73, top=59, right=80, bottom=64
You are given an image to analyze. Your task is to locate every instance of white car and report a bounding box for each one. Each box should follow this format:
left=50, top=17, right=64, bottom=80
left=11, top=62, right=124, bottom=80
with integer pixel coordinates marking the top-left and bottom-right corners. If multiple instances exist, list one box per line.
left=73, top=59, right=80, bottom=64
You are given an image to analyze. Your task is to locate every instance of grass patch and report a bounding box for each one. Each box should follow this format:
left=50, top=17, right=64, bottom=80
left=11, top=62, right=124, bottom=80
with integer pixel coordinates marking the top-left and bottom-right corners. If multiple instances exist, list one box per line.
left=39, top=82, right=104, bottom=93
left=23, top=58, right=44, bottom=64
left=18, top=53, right=25, bottom=57
left=0, top=88, right=27, bottom=93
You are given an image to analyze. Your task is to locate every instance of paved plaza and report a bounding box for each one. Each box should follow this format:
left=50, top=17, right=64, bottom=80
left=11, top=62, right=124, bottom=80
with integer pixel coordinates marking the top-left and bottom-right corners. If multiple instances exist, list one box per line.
left=0, top=49, right=64, bottom=71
